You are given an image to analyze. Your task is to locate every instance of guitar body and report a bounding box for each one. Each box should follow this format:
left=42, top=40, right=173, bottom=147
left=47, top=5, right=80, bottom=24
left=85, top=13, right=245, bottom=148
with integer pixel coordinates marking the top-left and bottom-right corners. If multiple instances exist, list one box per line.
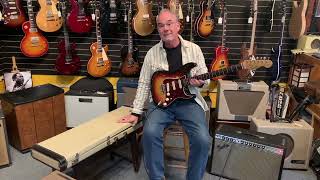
left=36, top=0, right=62, bottom=32
left=1, top=0, right=26, bottom=28
left=101, top=0, right=122, bottom=36
left=151, top=63, right=196, bottom=108
left=120, top=46, right=140, bottom=76
left=167, top=0, right=184, bottom=33
left=87, top=42, right=112, bottom=77
left=67, top=0, right=93, bottom=33
left=195, top=0, right=214, bottom=38
left=20, top=21, right=49, bottom=57
left=55, top=40, right=81, bottom=74
left=237, top=43, right=256, bottom=80
left=132, top=0, right=155, bottom=36
left=210, top=46, right=229, bottom=80
left=288, top=0, right=308, bottom=39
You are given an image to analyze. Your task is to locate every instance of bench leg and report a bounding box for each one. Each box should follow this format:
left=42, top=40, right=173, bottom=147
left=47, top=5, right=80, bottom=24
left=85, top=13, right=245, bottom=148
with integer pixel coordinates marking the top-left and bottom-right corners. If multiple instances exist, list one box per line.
left=129, top=130, right=141, bottom=172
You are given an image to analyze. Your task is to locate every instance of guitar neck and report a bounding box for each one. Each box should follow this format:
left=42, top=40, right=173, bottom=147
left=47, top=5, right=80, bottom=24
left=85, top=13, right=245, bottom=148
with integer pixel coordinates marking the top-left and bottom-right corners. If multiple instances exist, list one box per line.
left=249, top=0, right=257, bottom=55
left=95, top=8, right=102, bottom=52
left=189, top=0, right=194, bottom=42
left=221, top=7, right=227, bottom=47
left=128, top=1, right=133, bottom=54
left=26, top=0, right=37, bottom=32
left=61, top=0, right=71, bottom=59
left=279, top=0, right=287, bottom=46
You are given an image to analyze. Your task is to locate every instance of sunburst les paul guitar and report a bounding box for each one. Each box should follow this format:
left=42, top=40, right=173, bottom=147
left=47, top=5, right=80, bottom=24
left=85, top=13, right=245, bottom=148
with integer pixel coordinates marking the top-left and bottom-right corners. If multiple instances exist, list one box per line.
left=87, top=4, right=112, bottom=77
left=210, top=0, right=229, bottom=80
left=167, top=0, right=184, bottom=33
left=36, top=0, right=62, bottom=32
left=20, top=0, right=49, bottom=57
left=152, top=60, right=272, bottom=108
left=120, top=1, right=140, bottom=76
left=132, top=0, right=155, bottom=36
left=194, top=0, right=215, bottom=38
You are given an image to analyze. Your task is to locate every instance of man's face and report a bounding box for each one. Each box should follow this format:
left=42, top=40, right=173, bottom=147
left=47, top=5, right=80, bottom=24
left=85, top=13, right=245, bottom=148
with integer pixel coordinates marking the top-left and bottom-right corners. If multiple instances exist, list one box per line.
left=157, top=12, right=180, bottom=43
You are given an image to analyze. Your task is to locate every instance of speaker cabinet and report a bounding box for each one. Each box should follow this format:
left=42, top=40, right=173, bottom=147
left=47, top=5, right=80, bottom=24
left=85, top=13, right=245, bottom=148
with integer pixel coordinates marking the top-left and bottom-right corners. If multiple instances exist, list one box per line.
left=217, top=80, right=269, bottom=121
left=209, top=125, right=285, bottom=180
left=297, top=35, right=320, bottom=50
left=0, top=112, right=11, bottom=167
left=250, top=118, right=314, bottom=170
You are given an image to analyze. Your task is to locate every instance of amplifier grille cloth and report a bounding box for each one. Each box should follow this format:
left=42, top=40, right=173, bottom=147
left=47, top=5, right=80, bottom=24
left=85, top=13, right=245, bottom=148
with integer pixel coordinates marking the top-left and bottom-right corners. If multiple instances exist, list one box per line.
left=211, top=140, right=283, bottom=180
left=224, top=90, right=264, bottom=115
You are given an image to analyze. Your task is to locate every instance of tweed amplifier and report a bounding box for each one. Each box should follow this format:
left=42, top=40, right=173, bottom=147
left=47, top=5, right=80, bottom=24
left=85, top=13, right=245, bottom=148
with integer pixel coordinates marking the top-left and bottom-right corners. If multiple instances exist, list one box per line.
left=209, top=125, right=285, bottom=180
left=217, top=80, right=269, bottom=121
left=250, top=118, right=314, bottom=169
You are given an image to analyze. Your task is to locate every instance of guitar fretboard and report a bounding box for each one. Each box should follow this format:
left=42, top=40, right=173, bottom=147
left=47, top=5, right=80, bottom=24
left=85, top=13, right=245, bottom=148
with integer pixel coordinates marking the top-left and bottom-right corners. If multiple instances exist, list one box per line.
left=95, top=8, right=102, bottom=53
left=128, top=1, right=133, bottom=54
left=183, top=63, right=242, bottom=85
left=26, top=0, right=37, bottom=32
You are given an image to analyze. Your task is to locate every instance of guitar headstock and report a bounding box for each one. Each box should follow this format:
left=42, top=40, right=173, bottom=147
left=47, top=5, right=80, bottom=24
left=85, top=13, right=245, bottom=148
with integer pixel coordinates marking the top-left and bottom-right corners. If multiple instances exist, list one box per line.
left=242, top=59, right=273, bottom=70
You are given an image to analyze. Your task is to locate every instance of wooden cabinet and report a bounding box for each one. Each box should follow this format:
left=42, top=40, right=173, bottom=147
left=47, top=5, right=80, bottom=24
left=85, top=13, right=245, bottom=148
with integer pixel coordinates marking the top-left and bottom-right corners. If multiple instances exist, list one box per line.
left=293, top=54, right=320, bottom=81
left=0, top=84, right=66, bottom=151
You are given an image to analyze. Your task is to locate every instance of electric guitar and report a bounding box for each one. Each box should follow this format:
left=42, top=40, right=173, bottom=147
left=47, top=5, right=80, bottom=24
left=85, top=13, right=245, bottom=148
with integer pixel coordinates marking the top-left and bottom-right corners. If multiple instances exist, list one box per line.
left=67, top=0, right=93, bottom=33
left=264, top=0, right=275, bottom=32
left=20, top=0, right=49, bottom=57
left=120, top=1, right=140, bottom=76
left=167, top=0, right=184, bottom=33
left=270, top=0, right=286, bottom=83
left=151, top=60, right=272, bottom=108
left=55, top=0, right=81, bottom=74
left=237, top=0, right=257, bottom=80
left=288, top=0, right=308, bottom=39
left=101, top=0, right=121, bottom=36
left=194, top=0, right=215, bottom=38
left=36, top=0, right=63, bottom=32
left=305, top=0, right=316, bottom=32
left=132, top=0, right=155, bottom=36
left=209, top=0, right=229, bottom=80
left=87, top=2, right=112, bottom=77
left=0, top=0, right=26, bottom=28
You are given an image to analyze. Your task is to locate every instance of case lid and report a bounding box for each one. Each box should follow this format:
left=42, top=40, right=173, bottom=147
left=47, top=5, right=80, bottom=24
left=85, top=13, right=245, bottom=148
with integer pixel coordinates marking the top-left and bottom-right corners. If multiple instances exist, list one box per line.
left=65, top=89, right=113, bottom=97
left=0, top=84, right=64, bottom=106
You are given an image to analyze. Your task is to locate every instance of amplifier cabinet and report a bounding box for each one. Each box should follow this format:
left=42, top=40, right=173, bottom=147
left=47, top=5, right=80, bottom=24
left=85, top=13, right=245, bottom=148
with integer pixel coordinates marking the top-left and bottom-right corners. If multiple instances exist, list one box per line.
left=0, top=111, right=11, bottom=167
left=209, top=125, right=285, bottom=180
left=217, top=80, right=269, bottom=121
left=250, top=118, right=314, bottom=170
left=65, top=90, right=113, bottom=127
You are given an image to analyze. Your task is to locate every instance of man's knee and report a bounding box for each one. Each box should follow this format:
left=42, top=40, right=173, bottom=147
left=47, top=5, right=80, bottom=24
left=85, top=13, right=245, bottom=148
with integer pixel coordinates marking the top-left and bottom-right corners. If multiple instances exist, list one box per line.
left=143, top=124, right=163, bottom=142
left=192, top=132, right=211, bottom=151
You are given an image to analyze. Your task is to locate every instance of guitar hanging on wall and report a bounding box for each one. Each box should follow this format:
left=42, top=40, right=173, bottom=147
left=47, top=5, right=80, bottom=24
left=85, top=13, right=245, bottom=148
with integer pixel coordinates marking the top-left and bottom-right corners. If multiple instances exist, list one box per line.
left=0, top=0, right=26, bottom=28
left=288, top=0, right=308, bottom=39
left=270, top=0, right=287, bottom=83
left=152, top=60, right=273, bottom=108
left=264, top=0, right=275, bottom=32
left=132, top=0, right=155, bottom=36
left=101, top=0, right=122, bottom=36
left=55, top=0, right=81, bottom=74
left=237, top=0, right=258, bottom=80
left=20, top=0, right=49, bottom=57
left=209, top=0, right=229, bottom=80
left=120, top=1, right=140, bottom=76
left=67, top=0, right=93, bottom=34
left=36, top=0, right=62, bottom=32
left=87, top=1, right=112, bottom=77
left=167, top=0, right=184, bottom=33
left=194, top=0, right=215, bottom=38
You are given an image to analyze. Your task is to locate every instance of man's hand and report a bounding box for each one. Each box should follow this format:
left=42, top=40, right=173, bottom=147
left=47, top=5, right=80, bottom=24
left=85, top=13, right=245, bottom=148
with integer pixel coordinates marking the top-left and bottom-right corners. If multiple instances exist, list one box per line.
left=189, top=78, right=205, bottom=87
left=118, top=114, right=139, bottom=125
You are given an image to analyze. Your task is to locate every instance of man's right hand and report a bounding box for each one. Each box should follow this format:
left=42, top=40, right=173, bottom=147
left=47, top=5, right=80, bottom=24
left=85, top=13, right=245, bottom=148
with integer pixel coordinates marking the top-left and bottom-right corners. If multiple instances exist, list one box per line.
left=118, top=114, right=139, bottom=125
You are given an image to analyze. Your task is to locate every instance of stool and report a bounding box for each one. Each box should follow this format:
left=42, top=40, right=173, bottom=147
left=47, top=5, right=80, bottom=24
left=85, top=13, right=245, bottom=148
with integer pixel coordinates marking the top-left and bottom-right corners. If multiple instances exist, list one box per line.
left=163, top=121, right=189, bottom=168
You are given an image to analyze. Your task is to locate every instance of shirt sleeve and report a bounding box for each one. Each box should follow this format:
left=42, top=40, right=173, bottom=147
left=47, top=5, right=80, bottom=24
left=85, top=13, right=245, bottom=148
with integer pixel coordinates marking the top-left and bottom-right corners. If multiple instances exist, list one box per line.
left=131, top=50, right=152, bottom=114
left=194, top=45, right=210, bottom=88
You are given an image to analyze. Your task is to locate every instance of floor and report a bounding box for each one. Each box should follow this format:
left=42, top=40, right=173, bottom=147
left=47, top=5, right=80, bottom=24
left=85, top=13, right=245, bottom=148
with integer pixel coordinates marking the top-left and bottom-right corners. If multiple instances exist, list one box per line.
left=0, top=141, right=317, bottom=180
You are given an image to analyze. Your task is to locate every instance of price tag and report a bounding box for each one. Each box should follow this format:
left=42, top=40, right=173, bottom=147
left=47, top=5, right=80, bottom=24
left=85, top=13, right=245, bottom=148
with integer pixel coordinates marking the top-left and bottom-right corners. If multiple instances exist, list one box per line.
left=124, top=14, right=127, bottom=22
left=218, top=17, right=223, bottom=24
left=186, top=15, right=189, bottom=22
left=91, top=14, right=95, bottom=21
left=248, top=17, right=253, bottom=24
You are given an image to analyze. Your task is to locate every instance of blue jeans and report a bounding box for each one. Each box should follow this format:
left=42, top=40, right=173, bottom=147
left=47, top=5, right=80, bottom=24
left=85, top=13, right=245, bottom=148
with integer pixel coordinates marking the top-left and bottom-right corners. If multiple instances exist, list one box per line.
left=142, top=99, right=211, bottom=180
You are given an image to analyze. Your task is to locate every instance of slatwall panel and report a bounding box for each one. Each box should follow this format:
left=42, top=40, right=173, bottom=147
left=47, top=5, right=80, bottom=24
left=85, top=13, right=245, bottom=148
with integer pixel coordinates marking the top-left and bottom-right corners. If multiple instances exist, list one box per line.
left=0, top=0, right=319, bottom=82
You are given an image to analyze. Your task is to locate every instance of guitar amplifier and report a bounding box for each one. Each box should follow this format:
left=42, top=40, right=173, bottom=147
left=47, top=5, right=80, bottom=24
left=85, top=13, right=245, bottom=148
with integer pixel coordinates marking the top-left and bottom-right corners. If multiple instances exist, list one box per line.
left=209, top=125, right=286, bottom=180
left=297, top=35, right=320, bottom=50
left=250, top=118, right=314, bottom=170
left=217, top=80, right=269, bottom=121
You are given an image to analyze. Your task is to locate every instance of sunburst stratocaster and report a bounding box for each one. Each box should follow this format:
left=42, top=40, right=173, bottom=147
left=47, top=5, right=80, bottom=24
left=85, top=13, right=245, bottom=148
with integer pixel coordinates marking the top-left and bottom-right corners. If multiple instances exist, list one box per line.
left=87, top=3, right=112, bottom=77
left=151, top=60, right=272, bottom=108
left=20, top=0, right=49, bottom=57
left=36, top=0, right=62, bottom=32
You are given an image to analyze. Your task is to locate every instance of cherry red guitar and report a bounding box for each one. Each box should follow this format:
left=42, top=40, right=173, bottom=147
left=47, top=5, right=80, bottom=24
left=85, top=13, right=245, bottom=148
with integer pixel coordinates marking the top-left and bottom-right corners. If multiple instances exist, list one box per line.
left=55, top=0, right=81, bottom=74
left=20, top=0, right=48, bottom=57
left=67, top=0, right=93, bottom=33
left=0, top=0, right=26, bottom=28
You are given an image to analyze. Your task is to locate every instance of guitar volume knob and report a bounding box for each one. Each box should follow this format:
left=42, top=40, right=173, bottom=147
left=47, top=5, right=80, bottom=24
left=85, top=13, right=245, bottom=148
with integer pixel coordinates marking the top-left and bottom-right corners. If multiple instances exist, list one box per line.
left=165, top=98, right=169, bottom=102
left=166, top=93, right=170, bottom=96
